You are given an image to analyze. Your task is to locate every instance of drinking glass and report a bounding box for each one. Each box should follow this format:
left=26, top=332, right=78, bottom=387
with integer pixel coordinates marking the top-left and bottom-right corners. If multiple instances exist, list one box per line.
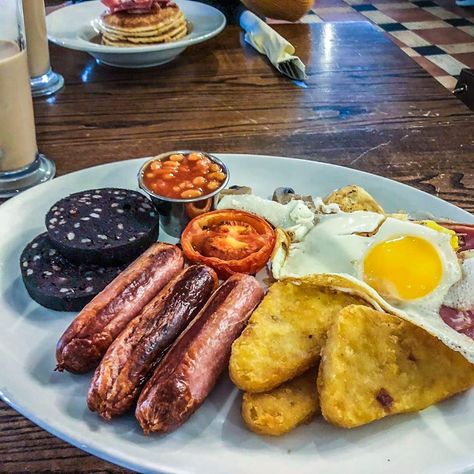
left=0, top=0, right=55, bottom=198
left=20, top=0, right=64, bottom=97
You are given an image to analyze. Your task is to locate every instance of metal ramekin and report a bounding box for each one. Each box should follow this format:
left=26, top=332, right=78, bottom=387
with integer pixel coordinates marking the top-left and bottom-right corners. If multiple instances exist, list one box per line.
left=138, top=151, right=230, bottom=238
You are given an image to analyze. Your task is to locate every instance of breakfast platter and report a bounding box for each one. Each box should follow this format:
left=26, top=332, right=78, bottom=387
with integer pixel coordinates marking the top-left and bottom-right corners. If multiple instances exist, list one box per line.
left=1, top=153, right=474, bottom=474
left=46, top=0, right=226, bottom=67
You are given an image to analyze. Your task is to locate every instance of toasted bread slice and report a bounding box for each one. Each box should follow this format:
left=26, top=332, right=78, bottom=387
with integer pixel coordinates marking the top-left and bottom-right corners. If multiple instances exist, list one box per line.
left=318, top=305, right=474, bottom=428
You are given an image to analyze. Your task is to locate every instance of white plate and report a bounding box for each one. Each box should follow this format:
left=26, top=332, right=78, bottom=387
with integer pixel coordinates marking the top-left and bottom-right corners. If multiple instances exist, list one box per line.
left=1, top=154, right=474, bottom=474
left=46, top=0, right=226, bottom=68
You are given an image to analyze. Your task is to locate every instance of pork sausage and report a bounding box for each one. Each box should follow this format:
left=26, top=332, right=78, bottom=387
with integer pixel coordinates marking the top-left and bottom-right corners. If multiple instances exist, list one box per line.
left=136, top=273, right=264, bottom=434
left=56, top=243, right=184, bottom=374
left=87, top=265, right=218, bottom=419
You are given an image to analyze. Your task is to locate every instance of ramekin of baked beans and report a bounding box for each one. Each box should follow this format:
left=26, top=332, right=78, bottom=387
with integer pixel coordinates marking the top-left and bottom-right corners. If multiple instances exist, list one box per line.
left=138, top=151, right=230, bottom=237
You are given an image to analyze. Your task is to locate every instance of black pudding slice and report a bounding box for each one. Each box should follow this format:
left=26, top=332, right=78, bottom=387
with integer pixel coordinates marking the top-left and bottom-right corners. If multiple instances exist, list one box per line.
left=20, top=233, right=126, bottom=312
left=45, top=188, right=159, bottom=265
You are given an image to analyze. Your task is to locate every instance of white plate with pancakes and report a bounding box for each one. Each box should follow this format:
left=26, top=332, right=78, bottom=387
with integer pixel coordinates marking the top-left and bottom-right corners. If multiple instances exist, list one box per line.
left=46, top=0, right=226, bottom=68
left=1, top=154, right=474, bottom=474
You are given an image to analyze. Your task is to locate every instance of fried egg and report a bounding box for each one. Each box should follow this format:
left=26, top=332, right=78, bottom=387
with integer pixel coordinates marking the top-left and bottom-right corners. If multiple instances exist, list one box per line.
left=273, top=213, right=461, bottom=313
left=271, top=212, right=474, bottom=363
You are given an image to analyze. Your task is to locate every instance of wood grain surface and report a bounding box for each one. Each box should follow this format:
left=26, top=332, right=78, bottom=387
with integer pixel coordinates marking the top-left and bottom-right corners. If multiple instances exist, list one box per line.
left=1, top=20, right=473, bottom=473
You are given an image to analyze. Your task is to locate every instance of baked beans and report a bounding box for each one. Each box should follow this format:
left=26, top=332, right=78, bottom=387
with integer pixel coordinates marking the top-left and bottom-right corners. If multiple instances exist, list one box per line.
left=142, top=152, right=227, bottom=199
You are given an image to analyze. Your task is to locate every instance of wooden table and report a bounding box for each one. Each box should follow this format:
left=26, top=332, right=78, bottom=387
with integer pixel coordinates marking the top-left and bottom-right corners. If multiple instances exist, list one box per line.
left=1, top=21, right=473, bottom=473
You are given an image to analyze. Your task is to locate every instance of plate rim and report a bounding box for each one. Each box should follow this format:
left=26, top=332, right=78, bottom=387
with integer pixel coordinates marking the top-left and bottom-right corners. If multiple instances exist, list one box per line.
left=1, top=153, right=473, bottom=474
left=46, top=0, right=227, bottom=54
left=2, top=153, right=472, bottom=222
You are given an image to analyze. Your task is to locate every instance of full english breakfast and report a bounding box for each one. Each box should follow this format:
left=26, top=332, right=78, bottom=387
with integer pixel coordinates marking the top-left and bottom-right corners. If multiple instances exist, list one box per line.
left=17, top=152, right=474, bottom=438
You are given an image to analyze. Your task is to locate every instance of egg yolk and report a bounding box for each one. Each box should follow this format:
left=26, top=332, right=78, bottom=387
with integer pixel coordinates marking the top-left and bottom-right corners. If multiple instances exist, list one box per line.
left=363, top=236, right=442, bottom=301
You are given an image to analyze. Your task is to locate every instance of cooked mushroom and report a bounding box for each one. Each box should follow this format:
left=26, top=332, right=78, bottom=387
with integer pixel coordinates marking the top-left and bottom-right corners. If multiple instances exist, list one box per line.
left=273, top=187, right=315, bottom=209
left=215, top=185, right=253, bottom=204
left=272, top=187, right=295, bottom=204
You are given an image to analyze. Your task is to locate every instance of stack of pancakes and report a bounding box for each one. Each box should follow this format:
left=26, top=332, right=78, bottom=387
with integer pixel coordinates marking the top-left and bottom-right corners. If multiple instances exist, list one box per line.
left=98, top=5, right=187, bottom=47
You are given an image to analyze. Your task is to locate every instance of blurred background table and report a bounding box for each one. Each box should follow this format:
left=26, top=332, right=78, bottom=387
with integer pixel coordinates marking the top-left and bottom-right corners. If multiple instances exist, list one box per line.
left=1, top=21, right=473, bottom=473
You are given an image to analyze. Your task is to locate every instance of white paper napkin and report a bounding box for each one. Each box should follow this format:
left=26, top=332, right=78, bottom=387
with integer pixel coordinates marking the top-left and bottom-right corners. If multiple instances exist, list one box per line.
left=239, top=10, right=307, bottom=81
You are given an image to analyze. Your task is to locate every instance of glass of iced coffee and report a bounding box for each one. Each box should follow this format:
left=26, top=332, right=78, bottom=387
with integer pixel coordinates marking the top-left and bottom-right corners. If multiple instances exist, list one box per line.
left=20, top=0, right=64, bottom=97
left=0, top=0, right=55, bottom=197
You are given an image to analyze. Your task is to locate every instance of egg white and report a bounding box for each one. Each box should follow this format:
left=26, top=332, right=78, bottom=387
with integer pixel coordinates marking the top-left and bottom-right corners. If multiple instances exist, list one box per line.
left=444, top=251, right=474, bottom=311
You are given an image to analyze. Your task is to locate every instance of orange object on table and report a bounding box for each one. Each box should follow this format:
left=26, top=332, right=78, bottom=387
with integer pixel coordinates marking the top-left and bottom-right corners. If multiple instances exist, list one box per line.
left=181, top=209, right=276, bottom=277
left=142, top=152, right=227, bottom=200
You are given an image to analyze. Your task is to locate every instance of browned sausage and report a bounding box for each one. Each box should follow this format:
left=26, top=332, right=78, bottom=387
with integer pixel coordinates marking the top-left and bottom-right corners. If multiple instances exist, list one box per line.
left=135, top=273, right=264, bottom=434
left=87, top=265, right=218, bottom=420
left=56, top=243, right=184, bottom=374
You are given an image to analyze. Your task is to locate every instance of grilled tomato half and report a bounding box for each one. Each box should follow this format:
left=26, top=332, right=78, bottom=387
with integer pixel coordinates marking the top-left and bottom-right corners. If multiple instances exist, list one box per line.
left=181, top=210, right=275, bottom=277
